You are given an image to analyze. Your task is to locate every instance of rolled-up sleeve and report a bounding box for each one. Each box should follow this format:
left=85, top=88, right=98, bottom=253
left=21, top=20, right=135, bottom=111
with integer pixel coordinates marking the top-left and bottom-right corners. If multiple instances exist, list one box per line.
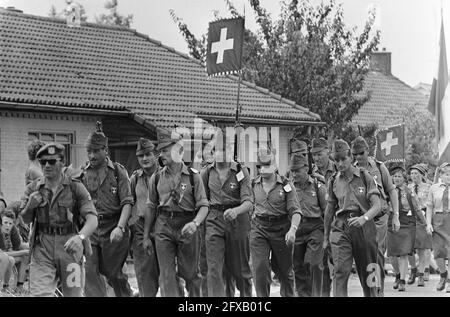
left=286, top=181, right=302, bottom=217
left=363, top=171, right=380, bottom=200
left=117, top=166, right=134, bottom=207
left=194, top=173, right=209, bottom=210
left=74, top=182, right=97, bottom=219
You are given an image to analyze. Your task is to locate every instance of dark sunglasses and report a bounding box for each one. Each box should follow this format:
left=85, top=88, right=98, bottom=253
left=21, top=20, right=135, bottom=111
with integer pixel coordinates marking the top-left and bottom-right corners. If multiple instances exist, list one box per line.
left=352, top=151, right=365, bottom=156
left=38, top=159, right=60, bottom=166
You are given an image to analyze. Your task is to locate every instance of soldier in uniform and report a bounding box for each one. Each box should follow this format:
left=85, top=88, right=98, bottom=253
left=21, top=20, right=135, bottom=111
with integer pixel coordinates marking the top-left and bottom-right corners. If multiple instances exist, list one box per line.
left=290, top=155, right=327, bottom=297
left=82, top=125, right=134, bottom=297
left=351, top=136, right=400, bottom=294
left=129, top=138, right=159, bottom=297
left=426, top=162, right=450, bottom=292
left=250, top=147, right=301, bottom=297
left=20, top=142, right=97, bottom=297
left=323, top=139, right=383, bottom=297
left=201, top=134, right=253, bottom=297
left=145, top=128, right=209, bottom=297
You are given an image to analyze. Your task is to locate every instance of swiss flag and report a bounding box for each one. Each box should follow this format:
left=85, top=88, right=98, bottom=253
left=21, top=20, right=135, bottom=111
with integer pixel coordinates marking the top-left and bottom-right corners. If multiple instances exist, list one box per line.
left=206, top=17, right=244, bottom=77
left=375, top=124, right=405, bottom=163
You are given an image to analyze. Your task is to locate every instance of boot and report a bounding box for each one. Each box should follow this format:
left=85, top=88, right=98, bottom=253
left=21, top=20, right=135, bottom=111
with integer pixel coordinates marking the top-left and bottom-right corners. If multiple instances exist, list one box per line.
left=424, top=268, right=430, bottom=281
left=398, top=279, right=406, bottom=292
left=407, top=267, right=417, bottom=285
left=436, top=272, right=448, bottom=291
left=417, top=273, right=425, bottom=287
left=393, top=274, right=401, bottom=290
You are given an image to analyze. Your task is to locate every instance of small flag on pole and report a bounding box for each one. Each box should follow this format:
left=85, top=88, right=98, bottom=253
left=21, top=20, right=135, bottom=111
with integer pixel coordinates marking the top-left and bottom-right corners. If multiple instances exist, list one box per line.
left=206, top=17, right=244, bottom=77
left=428, top=16, right=450, bottom=164
left=375, top=124, right=405, bottom=163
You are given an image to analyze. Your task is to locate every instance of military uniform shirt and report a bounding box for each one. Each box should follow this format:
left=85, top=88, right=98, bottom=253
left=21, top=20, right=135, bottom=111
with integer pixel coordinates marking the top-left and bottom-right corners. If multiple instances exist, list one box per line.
left=316, top=159, right=337, bottom=185
left=147, top=163, right=209, bottom=213
left=408, top=182, right=431, bottom=211
left=355, top=157, right=394, bottom=196
left=129, top=168, right=155, bottom=225
left=293, top=176, right=327, bottom=218
left=427, top=182, right=450, bottom=214
left=82, top=157, right=133, bottom=216
left=22, top=174, right=97, bottom=226
left=253, top=174, right=302, bottom=217
left=328, top=166, right=380, bottom=216
left=201, top=162, right=253, bottom=206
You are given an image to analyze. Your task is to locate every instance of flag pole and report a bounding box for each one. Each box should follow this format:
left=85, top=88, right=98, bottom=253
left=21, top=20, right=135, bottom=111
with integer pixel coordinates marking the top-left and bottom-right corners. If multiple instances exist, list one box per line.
left=402, top=118, right=406, bottom=169
left=234, top=16, right=245, bottom=163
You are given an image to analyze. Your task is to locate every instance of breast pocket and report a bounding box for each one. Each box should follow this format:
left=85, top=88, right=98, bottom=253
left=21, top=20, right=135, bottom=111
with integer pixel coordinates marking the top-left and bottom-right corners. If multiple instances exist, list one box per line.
left=57, top=200, right=74, bottom=224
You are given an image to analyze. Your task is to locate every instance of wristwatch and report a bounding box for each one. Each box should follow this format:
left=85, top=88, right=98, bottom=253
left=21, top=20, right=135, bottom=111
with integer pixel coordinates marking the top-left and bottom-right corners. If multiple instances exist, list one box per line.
left=78, top=233, right=86, bottom=241
left=363, top=215, right=370, bottom=222
left=117, top=225, right=126, bottom=233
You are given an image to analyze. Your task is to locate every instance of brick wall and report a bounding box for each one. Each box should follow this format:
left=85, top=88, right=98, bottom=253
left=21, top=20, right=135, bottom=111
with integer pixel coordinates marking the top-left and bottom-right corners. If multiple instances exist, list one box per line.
left=0, top=111, right=98, bottom=202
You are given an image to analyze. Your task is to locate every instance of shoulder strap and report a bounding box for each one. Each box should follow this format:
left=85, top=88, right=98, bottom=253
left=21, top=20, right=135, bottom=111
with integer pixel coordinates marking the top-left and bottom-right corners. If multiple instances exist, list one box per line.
left=204, top=165, right=212, bottom=201
left=113, top=162, right=120, bottom=183
left=405, top=189, right=416, bottom=214
left=154, top=170, right=161, bottom=203
left=188, top=167, right=197, bottom=208
left=360, top=168, right=368, bottom=188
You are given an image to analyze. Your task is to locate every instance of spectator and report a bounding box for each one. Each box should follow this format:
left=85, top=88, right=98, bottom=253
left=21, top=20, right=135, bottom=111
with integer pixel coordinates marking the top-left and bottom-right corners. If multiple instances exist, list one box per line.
left=25, top=140, right=46, bottom=185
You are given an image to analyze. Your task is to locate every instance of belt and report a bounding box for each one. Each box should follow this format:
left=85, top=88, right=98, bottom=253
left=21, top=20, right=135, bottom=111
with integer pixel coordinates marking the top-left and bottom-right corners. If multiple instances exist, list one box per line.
left=336, top=211, right=362, bottom=219
left=210, top=204, right=239, bottom=212
left=40, top=225, right=75, bottom=235
left=159, top=209, right=195, bottom=219
left=254, top=214, right=288, bottom=222
left=97, top=213, right=120, bottom=221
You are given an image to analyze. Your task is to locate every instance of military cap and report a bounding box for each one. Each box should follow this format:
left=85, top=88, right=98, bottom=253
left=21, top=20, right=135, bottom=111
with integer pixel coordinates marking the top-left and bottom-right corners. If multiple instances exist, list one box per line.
left=156, top=128, right=182, bottom=151
left=136, top=137, right=155, bottom=155
left=351, top=136, right=369, bottom=153
left=409, top=164, right=426, bottom=176
left=291, top=139, right=308, bottom=154
left=331, top=139, right=350, bottom=155
left=36, top=142, right=65, bottom=159
left=257, top=147, right=275, bottom=166
left=85, top=121, right=108, bottom=149
left=290, top=155, right=308, bottom=171
left=310, top=138, right=328, bottom=154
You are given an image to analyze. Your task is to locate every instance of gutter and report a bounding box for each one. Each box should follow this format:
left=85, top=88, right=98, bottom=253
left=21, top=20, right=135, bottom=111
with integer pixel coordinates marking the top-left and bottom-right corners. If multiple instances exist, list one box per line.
left=201, top=115, right=326, bottom=127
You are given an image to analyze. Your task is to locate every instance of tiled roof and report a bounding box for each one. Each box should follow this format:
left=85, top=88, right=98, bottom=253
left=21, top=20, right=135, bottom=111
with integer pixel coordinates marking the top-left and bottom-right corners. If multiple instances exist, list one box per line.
left=0, top=9, right=320, bottom=129
left=352, top=71, right=429, bottom=127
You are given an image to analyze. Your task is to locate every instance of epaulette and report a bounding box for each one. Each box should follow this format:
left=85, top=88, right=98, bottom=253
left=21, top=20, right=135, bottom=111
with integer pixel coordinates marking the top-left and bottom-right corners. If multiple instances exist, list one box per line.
left=190, top=167, right=199, bottom=174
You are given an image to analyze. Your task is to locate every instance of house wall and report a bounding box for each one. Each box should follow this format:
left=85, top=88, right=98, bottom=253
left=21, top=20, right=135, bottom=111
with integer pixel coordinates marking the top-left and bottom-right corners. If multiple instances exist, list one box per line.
left=0, top=111, right=99, bottom=202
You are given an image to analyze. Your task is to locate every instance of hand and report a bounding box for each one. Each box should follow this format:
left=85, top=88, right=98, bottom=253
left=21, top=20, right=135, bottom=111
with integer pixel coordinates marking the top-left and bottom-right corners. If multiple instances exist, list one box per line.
left=64, top=235, right=84, bottom=262
left=285, top=227, right=296, bottom=246
left=142, top=237, right=154, bottom=257
left=110, top=227, right=124, bottom=243
left=223, top=208, right=238, bottom=222
left=348, top=216, right=366, bottom=228
left=27, top=192, right=43, bottom=210
left=426, top=223, right=434, bottom=235
left=181, top=221, right=198, bottom=238
left=392, top=214, right=401, bottom=232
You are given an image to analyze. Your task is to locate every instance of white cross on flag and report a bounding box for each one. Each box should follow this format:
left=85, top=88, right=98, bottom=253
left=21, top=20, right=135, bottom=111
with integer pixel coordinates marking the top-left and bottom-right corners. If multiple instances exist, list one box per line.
left=206, top=17, right=244, bottom=77
left=375, top=124, right=405, bottom=163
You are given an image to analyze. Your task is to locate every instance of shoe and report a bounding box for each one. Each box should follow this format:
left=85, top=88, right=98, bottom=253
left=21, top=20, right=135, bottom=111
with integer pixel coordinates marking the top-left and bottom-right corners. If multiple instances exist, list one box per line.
left=398, top=280, right=406, bottom=292
left=417, top=274, right=425, bottom=287
left=436, top=277, right=447, bottom=291
left=424, top=268, right=430, bottom=281
left=407, top=268, right=417, bottom=285
left=393, top=274, right=401, bottom=290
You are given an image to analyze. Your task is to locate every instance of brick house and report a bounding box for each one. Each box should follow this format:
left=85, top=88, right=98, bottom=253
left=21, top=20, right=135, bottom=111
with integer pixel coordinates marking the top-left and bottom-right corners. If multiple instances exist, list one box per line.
left=0, top=7, right=323, bottom=201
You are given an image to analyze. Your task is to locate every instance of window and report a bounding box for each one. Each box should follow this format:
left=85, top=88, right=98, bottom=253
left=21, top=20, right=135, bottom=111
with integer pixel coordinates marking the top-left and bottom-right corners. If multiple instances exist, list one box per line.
left=28, top=132, right=74, bottom=165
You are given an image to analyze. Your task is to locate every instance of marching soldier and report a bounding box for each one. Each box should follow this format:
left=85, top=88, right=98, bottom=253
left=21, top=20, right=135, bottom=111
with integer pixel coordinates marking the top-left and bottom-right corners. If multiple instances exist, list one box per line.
left=351, top=136, right=400, bottom=294
left=323, top=139, right=383, bottom=297
left=201, top=134, right=253, bottom=297
left=145, top=128, right=209, bottom=297
left=129, top=138, right=159, bottom=297
left=250, top=147, right=301, bottom=297
left=20, top=142, right=98, bottom=296
left=82, top=124, right=134, bottom=297
left=290, top=154, right=327, bottom=297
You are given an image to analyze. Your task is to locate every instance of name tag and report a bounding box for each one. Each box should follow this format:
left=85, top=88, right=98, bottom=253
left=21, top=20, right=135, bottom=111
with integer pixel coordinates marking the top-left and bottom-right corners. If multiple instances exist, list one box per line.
left=283, top=184, right=292, bottom=193
left=236, top=171, right=244, bottom=182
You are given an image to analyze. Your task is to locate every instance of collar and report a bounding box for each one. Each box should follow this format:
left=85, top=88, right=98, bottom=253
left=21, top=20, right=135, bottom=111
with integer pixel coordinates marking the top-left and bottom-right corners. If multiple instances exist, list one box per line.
left=212, top=161, right=238, bottom=172
left=338, top=165, right=360, bottom=180
left=253, top=174, right=283, bottom=184
left=85, top=157, right=114, bottom=170
left=162, top=162, right=189, bottom=175
left=36, top=173, right=70, bottom=188
left=327, top=160, right=336, bottom=172
left=295, top=175, right=314, bottom=187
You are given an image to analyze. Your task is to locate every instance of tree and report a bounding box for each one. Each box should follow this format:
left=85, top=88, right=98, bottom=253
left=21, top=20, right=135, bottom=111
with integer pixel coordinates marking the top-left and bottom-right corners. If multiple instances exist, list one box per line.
left=171, top=0, right=380, bottom=137
left=48, top=2, right=88, bottom=22
left=95, top=0, right=133, bottom=28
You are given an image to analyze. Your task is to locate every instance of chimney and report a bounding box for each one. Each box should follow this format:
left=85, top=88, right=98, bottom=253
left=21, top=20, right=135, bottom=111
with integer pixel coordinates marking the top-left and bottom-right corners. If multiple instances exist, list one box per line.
left=370, top=47, right=391, bottom=75
left=5, top=7, right=23, bottom=13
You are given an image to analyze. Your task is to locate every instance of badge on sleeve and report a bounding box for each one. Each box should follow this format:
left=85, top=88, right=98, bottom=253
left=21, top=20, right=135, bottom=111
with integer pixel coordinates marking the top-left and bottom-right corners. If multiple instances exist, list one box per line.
left=236, top=171, right=244, bottom=182
left=407, top=210, right=412, bottom=216
left=283, top=184, right=292, bottom=193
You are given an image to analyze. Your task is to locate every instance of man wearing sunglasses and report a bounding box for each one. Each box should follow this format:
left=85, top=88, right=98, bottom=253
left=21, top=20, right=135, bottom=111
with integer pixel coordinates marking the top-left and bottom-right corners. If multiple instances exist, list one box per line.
left=351, top=136, right=400, bottom=295
left=82, top=126, right=134, bottom=297
left=323, top=139, right=382, bottom=297
left=20, top=142, right=97, bottom=296
left=146, top=128, right=209, bottom=297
